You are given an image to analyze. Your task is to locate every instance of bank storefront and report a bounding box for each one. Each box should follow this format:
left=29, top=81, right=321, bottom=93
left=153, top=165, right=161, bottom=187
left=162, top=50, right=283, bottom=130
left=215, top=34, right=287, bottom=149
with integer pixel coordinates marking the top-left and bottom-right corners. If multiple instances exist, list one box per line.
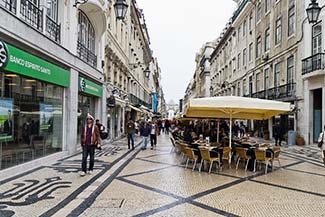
left=0, top=40, right=70, bottom=170
left=77, top=76, right=103, bottom=146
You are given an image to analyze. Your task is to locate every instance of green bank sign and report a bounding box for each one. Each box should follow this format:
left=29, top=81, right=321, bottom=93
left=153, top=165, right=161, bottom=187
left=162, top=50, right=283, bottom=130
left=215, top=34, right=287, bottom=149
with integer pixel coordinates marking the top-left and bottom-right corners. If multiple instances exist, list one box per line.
left=79, top=77, right=103, bottom=97
left=0, top=41, right=70, bottom=87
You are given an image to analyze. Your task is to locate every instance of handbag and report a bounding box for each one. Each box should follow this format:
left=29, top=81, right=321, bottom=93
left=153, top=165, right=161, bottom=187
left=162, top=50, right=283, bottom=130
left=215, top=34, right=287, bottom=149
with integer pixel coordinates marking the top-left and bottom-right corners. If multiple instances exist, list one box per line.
left=100, top=132, right=109, bottom=140
left=318, top=132, right=324, bottom=148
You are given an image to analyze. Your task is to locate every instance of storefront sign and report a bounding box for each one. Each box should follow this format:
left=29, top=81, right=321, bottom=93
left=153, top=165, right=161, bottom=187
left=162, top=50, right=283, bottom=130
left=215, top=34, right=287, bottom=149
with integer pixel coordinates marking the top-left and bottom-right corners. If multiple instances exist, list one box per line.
left=107, top=95, right=116, bottom=108
left=79, top=77, right=103, bottom=97
left=0, top=40, right=70, bottom=87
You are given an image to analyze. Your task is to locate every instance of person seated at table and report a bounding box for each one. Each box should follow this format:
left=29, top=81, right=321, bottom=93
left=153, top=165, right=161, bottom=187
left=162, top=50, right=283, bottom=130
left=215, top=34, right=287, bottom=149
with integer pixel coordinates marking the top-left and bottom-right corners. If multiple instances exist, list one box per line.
left=210, top=128, right=219, bottom=143
left=183, top=129, right=193, bottom=145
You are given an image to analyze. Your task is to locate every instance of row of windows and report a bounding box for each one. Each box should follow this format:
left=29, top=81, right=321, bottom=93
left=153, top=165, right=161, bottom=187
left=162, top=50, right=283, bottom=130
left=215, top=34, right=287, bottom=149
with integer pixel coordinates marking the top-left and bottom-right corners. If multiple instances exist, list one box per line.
left=213, top=56, right=295, bottom=93
left=237, top=0, right=295, bottom=43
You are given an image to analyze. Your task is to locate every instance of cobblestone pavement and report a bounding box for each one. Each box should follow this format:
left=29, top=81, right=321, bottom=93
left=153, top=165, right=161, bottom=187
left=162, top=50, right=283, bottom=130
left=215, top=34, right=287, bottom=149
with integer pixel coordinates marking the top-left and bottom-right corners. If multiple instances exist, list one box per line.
left=0, top=135, right=325, bottom=217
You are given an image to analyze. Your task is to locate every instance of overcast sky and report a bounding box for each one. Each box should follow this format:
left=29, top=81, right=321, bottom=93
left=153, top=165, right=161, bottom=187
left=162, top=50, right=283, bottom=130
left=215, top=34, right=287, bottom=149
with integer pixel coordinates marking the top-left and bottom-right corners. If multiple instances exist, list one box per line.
left=136, top=0, right=237, bottom=104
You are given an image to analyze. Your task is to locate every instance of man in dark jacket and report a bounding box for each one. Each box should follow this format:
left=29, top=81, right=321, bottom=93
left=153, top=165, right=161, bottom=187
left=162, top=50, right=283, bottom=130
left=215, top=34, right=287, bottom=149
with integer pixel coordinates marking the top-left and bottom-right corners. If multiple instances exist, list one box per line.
left=274, top=122, right=283, bottom=146
left=140, top=121, right=150, bottom=150
left=126, top=119, right=136, bottom=150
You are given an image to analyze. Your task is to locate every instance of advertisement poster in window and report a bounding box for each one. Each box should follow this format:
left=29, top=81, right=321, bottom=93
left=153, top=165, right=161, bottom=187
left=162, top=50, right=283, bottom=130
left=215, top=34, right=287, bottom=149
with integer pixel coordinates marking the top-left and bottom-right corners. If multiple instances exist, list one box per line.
left=0, top=98, right=14, bottom=142
left=39, top=103, right=53, bottom=134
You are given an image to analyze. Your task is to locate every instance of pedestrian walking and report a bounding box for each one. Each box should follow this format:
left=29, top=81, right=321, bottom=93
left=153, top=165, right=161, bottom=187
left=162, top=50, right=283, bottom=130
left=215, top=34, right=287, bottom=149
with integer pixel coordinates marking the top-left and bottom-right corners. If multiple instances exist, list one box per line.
left=126, top=119, right=136, bottom=150
left=150, top=121, right=159, bottom=150
left=165, top=120, right=170, bottom=135
left=96, top=119, right=108, bottom=145
left=140, top=121, right=150, bottom=150
left=162, top=120, right=165, bottom=133
left=80, top=114, right=101, bottom=176
left=274, top=122, right=283, bottom=146
left=318, top=125, right=325, bottom=166
left=135, top=121, right=139, bottom=134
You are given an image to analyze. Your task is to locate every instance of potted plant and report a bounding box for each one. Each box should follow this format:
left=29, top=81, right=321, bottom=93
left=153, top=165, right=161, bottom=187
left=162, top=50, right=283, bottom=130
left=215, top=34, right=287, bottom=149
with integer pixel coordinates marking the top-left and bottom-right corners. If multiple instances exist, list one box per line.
left=296, top=133, right=305, bottom=146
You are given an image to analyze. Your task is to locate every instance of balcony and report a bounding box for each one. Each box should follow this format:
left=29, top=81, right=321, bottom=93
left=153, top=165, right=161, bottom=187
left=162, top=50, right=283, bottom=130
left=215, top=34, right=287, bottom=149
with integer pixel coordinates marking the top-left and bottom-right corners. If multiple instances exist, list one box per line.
left=46, top=15, right=60, bottom=43
left=129, top=94, right=152, bottom=109
left=77, top=40, right=97, bottom=68
left=20, top=0, right=43, bottom=31
left=302, top=53, right=325, bottom=78
left=251, top=83, right=296, bottom=101
left=0, top=0, right=16, bottom=13
left=252, top=90, right=266, bottom=99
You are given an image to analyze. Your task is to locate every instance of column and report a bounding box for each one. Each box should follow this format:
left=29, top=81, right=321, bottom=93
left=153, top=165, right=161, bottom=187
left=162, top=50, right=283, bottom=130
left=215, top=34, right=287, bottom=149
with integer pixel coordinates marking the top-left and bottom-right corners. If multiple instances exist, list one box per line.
left=117, top=106, right=121, bottom=137
left=304, top=80, right=310, bottom=144
left=65, top=69, right=79, bottom=155
left=268, top=119, right=273, bottom=140
left=322, top=86, right=325, bottom=132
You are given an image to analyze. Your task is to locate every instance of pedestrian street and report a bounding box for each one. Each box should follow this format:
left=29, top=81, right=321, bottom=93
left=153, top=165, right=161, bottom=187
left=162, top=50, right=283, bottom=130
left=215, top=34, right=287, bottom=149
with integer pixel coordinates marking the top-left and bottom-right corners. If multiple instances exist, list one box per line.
left=0, top=134, right=324, bottom=217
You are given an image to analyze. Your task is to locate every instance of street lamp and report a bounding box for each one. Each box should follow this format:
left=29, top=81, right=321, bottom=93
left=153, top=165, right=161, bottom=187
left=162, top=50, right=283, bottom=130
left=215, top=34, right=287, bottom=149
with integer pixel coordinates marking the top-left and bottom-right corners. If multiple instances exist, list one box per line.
left=114, top=0, right=129, bottom=20
left=306, top=0, right=321, bottom=24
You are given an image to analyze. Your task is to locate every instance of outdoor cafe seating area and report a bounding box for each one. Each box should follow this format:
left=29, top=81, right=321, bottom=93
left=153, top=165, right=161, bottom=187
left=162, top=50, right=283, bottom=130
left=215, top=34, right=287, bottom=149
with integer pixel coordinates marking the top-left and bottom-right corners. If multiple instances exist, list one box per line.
left=170, top=132, right=281, bottom=174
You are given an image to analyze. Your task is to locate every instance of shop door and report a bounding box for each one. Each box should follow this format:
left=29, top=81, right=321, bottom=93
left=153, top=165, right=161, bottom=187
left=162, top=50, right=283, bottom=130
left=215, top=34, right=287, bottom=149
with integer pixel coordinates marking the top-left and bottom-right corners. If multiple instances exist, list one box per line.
left=313, top=89, right=322, bottom=142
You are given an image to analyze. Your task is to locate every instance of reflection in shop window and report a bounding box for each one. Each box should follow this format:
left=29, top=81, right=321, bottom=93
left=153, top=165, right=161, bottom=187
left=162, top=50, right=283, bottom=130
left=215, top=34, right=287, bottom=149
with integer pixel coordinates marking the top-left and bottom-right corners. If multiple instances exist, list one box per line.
left=0, top=72, right=63, bottom=170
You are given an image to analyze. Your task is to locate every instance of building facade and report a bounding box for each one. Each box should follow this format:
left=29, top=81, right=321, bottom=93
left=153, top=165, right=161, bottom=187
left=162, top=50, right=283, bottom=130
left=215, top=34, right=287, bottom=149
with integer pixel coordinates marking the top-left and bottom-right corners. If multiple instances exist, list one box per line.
left=184, top=0, right=315, bottom=143
left=0, top=0, right=166, bottom=174
left=302, top=0, right=325, bottom=144
left=0, top=0, right=107, bottom=173
left=210, top=0, right=305, bottom=139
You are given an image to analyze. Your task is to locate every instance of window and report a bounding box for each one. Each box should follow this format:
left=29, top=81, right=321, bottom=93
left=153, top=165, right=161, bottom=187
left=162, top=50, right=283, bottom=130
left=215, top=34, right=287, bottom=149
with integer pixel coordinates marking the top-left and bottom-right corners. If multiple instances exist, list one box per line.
left=265, top=27, right=270, bottom=51
left=243, top=19, right=247, bottom=36
left=256, top=36, right=262, bottom=58
left=287, top=56, right=294, bottom=91
left=243, top=79, right=247, bottom=95
left=46, top=0, right=58, bottom=21
left=237, top=53, right=241, bottom=69
left=0, top=72, right=64, bottom=170
left=275, top=17, right=282, bottom=45
left=238, top=26, right=241, bottom=42
left=256, top=3, right=262, bottom=22
left=249, top=43, right=253, bottom=62
left=243, top=48, right=247, bottom=66
left=237, top=82, right=241, bottom=96
left=312, top=22, right=322, bottom=55
left=249, top=76, right=253, bottom=96
left=78, top=10, right=95, bottom=53
left=256, top=72, right=261, bottom=91
left=265, top=0, right=270, bottom=13
left=264, top=68, right=269, bottom=90
left=288, top=3, right=295, bottom=36
left=249, top=12, right=253, bottom=31
left=274, top=63, right=281, bottom=87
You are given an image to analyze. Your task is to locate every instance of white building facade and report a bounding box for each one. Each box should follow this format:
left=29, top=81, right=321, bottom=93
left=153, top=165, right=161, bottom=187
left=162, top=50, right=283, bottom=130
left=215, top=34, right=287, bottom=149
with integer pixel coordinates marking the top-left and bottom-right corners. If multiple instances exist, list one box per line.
left=302, top=0, right=325, bottom=144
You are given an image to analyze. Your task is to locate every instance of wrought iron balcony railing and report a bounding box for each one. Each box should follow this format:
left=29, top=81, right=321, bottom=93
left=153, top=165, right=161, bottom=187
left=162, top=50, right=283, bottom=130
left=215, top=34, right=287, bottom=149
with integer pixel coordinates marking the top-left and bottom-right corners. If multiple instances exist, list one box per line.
left=0, top=0, right=16, bottom=13
left=251, top=83, right=296, bottom=100
left=302, top=53, right=325, bottom=76
left=77, top=40, right=97, bottom=68
left=46, top=15, right=60, bottom=43
left=20, top=0, right=43, bottom=31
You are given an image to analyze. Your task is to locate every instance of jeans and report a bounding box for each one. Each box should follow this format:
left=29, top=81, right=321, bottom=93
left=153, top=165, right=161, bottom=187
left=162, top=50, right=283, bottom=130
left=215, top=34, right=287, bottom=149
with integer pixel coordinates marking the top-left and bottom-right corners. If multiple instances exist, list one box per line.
left=82, top=145, right=95, bottom=172
left=128, top=133, right=134, bottom=149
left=150, top=134, right=157, bottom=147
left=142, top=137, right=148, bottom=149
